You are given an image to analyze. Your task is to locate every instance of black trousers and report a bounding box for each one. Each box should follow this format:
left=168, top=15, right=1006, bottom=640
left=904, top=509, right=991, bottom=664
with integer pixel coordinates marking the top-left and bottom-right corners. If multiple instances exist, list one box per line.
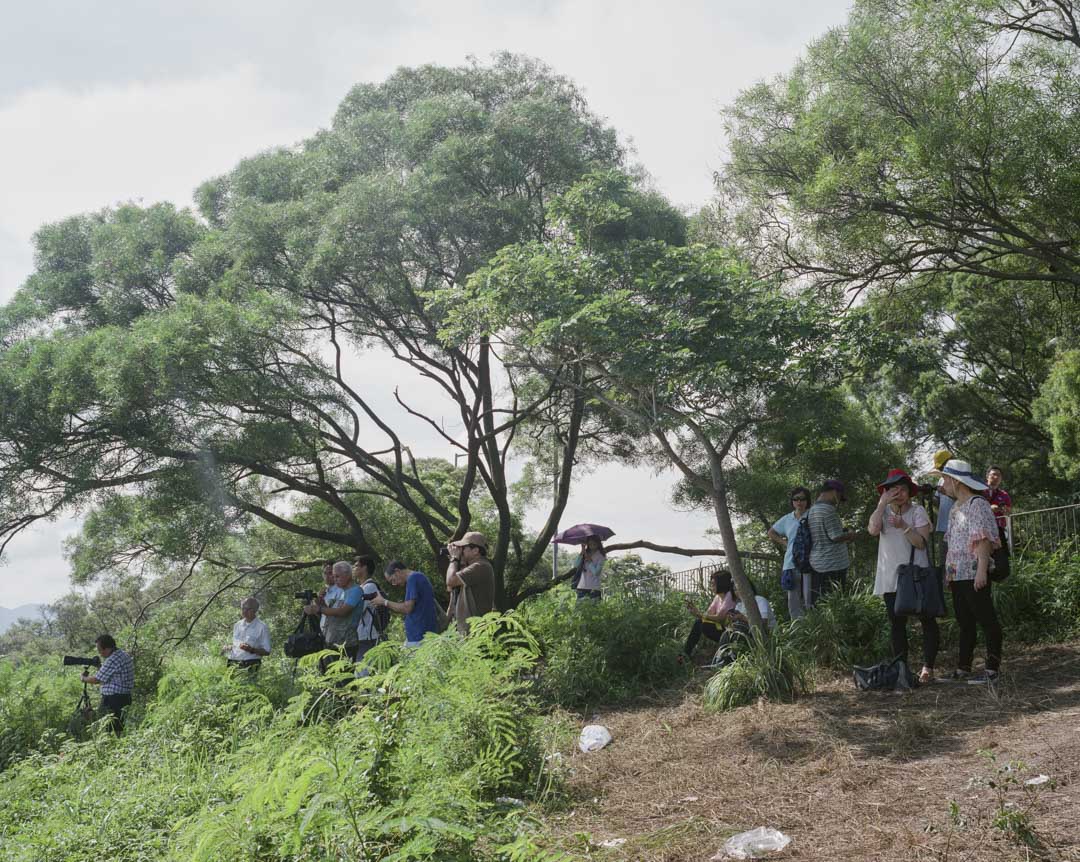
left=99, top=692, right=132, bottom=735
left=808, top=568, right=847, bottom=606
left=226, top=658, right=262, bottom=673
left=950, top=580, right=1002, bottom=672
left=575, top=589, right=602, bottom=602
left=683, top=619, right=724, bottom=656
left=882, top=592, right=940, bottom=669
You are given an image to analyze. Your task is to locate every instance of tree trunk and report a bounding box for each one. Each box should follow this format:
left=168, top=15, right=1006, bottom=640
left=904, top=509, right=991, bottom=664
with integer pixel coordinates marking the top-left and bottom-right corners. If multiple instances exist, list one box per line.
left=706, top=459, right=767, bottom=635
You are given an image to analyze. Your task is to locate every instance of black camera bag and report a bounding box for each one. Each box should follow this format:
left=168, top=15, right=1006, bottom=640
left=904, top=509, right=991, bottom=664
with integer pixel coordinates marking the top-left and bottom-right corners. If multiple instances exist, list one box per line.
left=284, top=610, right=325, bottom=658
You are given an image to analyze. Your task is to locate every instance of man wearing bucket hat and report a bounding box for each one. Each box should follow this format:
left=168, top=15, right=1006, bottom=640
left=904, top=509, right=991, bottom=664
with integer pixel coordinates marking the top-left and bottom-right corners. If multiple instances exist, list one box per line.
left=868, top=469, right=938, bottom=683
left=928, top=459, right=1003, bottom=684
left=806, top=479, right=858, bottom=605
left=445, top=531, right=496, bottom=635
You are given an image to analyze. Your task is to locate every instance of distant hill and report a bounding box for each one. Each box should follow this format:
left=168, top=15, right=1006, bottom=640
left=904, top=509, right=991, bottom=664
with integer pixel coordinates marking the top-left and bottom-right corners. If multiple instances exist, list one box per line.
left=0, top=605, right=45, bottom=635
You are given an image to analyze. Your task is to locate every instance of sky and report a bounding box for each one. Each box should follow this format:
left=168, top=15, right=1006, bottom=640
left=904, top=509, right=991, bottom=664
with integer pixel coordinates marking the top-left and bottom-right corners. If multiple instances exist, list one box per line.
left=0, top=0, right=854, bottom=608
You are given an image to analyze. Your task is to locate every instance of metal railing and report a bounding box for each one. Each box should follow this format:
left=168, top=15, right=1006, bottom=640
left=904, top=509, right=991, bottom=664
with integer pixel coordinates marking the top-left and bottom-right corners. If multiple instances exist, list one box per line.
left=1008, top=503, right=1080, bottom=557
left=611, top=553, right=782, bottom=600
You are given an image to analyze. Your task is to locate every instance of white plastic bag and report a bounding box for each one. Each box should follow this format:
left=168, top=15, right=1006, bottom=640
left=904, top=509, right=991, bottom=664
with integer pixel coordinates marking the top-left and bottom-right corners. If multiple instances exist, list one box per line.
left=713, top=827, right=791, bottom=860
left=578, top=724, right=612, bottom=752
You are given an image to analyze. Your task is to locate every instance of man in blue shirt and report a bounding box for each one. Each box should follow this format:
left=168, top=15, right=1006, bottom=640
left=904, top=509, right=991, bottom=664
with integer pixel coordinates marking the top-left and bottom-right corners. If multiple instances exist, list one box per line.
left=306, top=560, right=364, bottom=670
left=373, top=561, right=440, bottom=647
left=81, top=633, right=134, bottom=735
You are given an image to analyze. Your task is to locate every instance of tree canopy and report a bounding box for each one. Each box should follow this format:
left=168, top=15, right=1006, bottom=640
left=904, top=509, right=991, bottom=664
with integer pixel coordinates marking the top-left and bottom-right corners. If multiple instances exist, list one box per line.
left=0, top=55, right=629, bottom=607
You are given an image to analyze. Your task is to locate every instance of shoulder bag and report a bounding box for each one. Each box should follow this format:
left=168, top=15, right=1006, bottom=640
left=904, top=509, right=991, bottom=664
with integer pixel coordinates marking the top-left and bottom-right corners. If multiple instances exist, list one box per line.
left=894, top=545, right=947, bottom=618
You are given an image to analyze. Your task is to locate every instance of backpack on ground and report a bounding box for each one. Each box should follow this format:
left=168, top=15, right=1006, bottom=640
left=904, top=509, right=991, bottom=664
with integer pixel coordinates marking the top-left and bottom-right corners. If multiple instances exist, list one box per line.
left=853, top=656, right=918, bottom=692
left=791, top=515, right=813, bottom=574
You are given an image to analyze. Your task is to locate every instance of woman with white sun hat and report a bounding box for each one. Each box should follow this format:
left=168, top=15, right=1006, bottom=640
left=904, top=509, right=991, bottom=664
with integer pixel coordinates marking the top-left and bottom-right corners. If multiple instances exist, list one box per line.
left=928, top=458, right=1003, bottom=684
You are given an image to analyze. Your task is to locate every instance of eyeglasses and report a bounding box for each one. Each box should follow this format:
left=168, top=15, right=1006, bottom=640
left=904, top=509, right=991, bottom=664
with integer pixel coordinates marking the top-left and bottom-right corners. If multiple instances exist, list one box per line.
left=791, top=496, right=808, bottom=502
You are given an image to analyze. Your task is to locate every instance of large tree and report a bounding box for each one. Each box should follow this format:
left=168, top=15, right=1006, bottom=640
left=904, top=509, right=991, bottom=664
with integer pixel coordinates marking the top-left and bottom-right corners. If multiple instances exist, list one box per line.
left=444, top=171, right=847, bottom=631
left=0, top=55, right=626, bottom=608
left=714, top=0, right=1080, bottom=293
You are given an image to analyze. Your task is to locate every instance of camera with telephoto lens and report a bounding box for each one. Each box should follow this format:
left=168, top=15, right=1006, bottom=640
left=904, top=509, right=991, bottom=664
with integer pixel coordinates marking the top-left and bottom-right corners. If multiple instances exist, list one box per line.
left=293, top=589, right=316, bottom=603
left=62, top=655, right=101, bottom=668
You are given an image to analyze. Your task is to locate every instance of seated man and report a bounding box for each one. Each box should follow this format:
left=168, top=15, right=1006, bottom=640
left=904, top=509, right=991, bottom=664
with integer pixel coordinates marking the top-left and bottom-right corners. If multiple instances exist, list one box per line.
left=372, top=561, right=439, bottom=647
left=224, top=596, right=271, bottom=671
left=81, top=634, right=134, bottom=735
left=712, top=587, right=776, bottom=668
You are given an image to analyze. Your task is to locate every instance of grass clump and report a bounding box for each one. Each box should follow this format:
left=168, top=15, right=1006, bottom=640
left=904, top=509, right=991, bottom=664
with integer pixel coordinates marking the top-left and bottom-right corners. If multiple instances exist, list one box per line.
left=785, top=581, right=890, bottom=670
left=702, top=628, right=810, bottom=712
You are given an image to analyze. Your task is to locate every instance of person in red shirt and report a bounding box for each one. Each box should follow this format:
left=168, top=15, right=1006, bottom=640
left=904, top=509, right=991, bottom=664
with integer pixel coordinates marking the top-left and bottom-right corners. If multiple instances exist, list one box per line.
left=985, top=465, right=1012, bottom=531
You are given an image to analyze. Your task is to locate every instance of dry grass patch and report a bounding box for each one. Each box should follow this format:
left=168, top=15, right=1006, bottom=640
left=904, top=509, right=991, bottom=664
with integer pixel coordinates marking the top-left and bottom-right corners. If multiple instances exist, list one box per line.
left=543, top=643, right=1080, bottom=861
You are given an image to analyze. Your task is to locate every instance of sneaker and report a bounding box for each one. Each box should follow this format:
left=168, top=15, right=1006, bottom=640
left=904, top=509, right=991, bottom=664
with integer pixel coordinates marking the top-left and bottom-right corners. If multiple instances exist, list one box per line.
left=966, top=670, right=1000, bottom=685
left=944, top=668, right=970, bottom=681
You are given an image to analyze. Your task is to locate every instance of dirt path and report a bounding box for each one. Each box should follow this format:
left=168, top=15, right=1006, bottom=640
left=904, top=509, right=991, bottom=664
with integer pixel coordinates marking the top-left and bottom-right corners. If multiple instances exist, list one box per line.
left=545, top=643, right=1080, bottom=861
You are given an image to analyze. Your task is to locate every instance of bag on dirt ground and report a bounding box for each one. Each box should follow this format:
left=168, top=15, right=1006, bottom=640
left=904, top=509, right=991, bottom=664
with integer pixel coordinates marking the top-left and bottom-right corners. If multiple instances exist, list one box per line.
left=853, top=656, right=918, bottom=692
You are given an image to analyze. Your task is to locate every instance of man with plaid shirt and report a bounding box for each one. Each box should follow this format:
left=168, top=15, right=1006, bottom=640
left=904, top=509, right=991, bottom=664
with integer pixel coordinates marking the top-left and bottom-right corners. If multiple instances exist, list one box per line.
left=81, top=634, right=134, bottom=734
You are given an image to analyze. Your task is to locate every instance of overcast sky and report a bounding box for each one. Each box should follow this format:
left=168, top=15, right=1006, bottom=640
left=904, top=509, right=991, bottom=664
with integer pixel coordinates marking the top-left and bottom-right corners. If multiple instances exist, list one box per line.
left=0, top=0, right=853, bottom=608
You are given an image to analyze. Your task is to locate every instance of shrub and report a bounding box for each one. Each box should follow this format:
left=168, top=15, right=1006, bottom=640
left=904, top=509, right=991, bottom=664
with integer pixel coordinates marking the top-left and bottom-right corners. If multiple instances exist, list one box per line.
left=703, top=628, right=810, bottom=711
left=785, top=581, right=891, bottom=670
left=513, top=585, right=688, bottom=707
left=0, top=659, right=84, bottom=770
left=994, top=550, right=1080, bottom=643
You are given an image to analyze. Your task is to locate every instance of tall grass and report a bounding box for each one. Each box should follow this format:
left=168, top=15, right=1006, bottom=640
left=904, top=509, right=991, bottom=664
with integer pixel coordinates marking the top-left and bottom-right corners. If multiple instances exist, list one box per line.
left=785, top=582, right=891, bottom=670
left=703, top=627, right=811, bottom=711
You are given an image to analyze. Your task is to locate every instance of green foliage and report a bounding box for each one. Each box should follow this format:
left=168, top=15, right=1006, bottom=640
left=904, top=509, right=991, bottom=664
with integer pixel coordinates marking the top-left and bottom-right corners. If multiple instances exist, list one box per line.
left=0, top=619, right=564, bottom=861
left=0, top=659, right=84, bottom=770
left=513, top=584, right=688, bottom=707
left=702, top=628, right=810, bottom=712
left=785, top=582, right=891, bottom=670
left=993, top=550, right=1080, bottom=644
left=1034, top=349, right=1080, bottom=481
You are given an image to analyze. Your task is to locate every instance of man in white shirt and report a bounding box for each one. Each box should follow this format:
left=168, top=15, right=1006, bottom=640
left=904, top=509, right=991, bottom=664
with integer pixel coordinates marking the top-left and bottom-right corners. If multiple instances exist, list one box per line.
left=224, top=596, right=271, bottom=671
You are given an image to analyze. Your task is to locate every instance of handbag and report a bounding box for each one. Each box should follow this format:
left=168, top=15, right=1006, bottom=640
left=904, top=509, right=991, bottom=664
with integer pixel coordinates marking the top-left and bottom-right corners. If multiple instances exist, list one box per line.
left=990, top=526, right=1010, bottom=582
left=284, top=610, right=326, bottom=658
left=894, top=546, right=947, bottom=618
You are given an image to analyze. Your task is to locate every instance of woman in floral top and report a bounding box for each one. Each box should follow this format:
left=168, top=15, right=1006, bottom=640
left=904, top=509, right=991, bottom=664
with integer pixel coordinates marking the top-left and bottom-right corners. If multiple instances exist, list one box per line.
left=930, top=459, right=1003, bottom=684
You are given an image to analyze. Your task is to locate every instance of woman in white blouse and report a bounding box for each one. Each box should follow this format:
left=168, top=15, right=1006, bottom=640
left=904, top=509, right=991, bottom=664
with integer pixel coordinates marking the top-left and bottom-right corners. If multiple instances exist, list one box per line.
left=868, top=469, right=938, bottom=684
left=575, top=536, right=606, bottom=601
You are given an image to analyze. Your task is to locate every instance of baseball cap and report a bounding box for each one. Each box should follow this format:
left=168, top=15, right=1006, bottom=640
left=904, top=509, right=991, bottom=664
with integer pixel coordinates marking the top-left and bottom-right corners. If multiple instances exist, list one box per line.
left=821, top=479, right=847, bottom=501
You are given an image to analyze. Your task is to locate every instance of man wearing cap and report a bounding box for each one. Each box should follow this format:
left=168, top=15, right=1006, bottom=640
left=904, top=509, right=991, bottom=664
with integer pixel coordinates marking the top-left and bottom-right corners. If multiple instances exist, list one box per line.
left=372, top=561, right=439, bottom=647
left=930, top=459, right=1003, bottom=684
left=985, top=466, right=1012, bottom=532
left=445, top=531, right=496, bottom=635
left=806, top=479, right=858, bottom=605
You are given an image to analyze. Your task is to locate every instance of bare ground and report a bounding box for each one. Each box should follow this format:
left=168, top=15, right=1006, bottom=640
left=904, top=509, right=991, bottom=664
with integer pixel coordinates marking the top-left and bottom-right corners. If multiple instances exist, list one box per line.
left=544, top=642, right=1080, bottom=861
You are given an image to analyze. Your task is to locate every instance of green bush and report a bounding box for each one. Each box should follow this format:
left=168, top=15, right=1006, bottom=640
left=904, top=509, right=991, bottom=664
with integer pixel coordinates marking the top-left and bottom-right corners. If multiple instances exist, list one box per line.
left=785, top=581, right=891, bottom=670
left=0, top=659, right=85, bottom=770
left=994, top=550, right=1080, bottom=643
left=513, top=585, right=688, bottom=708
left=703, top=628, right=810, bottom=711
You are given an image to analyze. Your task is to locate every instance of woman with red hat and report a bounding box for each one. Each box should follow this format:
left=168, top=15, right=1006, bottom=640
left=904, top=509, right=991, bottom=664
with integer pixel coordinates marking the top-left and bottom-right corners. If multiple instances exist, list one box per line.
left=868, top=468, right=938, bottom=684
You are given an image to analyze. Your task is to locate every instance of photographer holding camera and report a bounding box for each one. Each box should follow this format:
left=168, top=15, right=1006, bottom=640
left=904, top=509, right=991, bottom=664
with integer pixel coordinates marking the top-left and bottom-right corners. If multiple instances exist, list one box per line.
left=445, top=532, right=495, bottom=635
left=80, top=634, right=134, bottom=735
left=305, top=560, right=363, bottom=669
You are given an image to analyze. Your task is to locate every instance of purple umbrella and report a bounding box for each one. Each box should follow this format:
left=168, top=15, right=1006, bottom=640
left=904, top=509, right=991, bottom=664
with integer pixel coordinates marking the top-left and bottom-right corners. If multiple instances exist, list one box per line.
left=552, top=523, right=615, bottom=545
